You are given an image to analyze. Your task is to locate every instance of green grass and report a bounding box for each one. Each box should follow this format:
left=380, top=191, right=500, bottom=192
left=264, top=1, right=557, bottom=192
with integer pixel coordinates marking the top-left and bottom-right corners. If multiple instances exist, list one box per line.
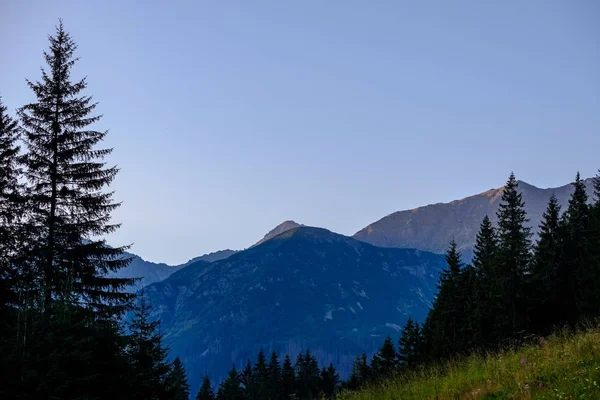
left=338, top=328, right=600, bottom=400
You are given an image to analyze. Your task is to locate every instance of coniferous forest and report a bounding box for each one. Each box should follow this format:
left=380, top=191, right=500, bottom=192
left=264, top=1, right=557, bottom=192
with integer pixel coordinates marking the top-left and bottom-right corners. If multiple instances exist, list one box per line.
left=342, top=171, right=600, bottom=394
left=1, top=21, right=600, bottom=400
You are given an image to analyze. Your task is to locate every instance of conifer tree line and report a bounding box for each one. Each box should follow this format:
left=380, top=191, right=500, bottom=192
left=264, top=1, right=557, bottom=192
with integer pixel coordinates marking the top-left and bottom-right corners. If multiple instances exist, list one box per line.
left=344, top=171, right=600, bottom=391
left=195, top=348, right=340, bottom=400
left=0, top=21, right=192, bottom=399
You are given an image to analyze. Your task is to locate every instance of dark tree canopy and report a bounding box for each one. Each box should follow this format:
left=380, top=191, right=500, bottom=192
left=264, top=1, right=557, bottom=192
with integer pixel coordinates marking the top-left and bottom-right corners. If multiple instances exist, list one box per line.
left=18, top=20, right=135, bottom=316
left=371, top=336, right=398, bottom=379
left=495, top=173, right=531, bottom=337
left=197, top=375, right=216, bottom=400
left=167, top=356, right=191, bottom=400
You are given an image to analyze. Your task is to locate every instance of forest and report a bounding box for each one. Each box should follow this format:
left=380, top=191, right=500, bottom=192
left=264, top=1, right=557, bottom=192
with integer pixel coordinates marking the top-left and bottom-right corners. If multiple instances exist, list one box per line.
left=1, top=22, right=599, bottom=400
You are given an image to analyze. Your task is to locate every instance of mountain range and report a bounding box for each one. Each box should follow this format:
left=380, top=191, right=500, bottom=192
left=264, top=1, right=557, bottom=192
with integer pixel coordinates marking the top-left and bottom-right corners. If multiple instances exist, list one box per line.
left=112, top=250, right=237, bottom=291
left=119, top=177, right=596, bottom=392
left=143, top=226, right=446, bottom=391
left=117, top=178, right=595, bottom=290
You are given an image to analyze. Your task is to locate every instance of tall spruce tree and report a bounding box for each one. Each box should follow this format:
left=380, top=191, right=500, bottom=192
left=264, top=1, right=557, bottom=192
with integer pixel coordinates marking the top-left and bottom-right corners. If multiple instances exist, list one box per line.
left=348, top=352, right=371, bottom=390
left=267, top=351, right=282, bottom=400
left=559, top=172, right=593, bottom=322
left=167, top=356, right=191, bottom=400
left=528, top=195, right=562, bottom=333
left=443, top=240, right=462, bottom=349
left=196, top=375, right=216, bottom=400
left=295, top=350, right=320, bottom=399
left=471, top=215, right=499, bottom=347
left=5, top=21, right=139, bottom=399
left=371, top=336, right=398, bottom=379
left=589, top=171, right=600, bottom=318
left=126, top=293, right=172, bottom=399
left=0, top=96, right=22, bottom=336
left=397, top=318, right=421, bottom=369
left=0, top=96, right=39, bottom=399
left=423, top=240, right=465, bottom=359
left=250, top=348, right=269, bottom=399
left=495, top=173, right=531, bottom=338
left=457, top=264, right=480, bottom=351
left=217, top=365, right=243, bottom=400
left=319, top=363, right=339, bottom=399
left=0, top=96, right=22, bottom=307
left=240, top=360, right=253, bottom=392
left=18, top=20, right=134, bottom=317
left=281, top=354, right=295, bottom=400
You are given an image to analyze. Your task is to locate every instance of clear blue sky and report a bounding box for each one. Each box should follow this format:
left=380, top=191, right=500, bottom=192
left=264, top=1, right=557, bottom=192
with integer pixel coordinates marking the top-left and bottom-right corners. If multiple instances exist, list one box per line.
left=1, top=1, right=599, bottom=264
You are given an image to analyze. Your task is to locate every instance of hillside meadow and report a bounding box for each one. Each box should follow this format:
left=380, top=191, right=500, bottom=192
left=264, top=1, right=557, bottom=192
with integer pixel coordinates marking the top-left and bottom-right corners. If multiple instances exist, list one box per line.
left=338, top=326, right=600, bottom=400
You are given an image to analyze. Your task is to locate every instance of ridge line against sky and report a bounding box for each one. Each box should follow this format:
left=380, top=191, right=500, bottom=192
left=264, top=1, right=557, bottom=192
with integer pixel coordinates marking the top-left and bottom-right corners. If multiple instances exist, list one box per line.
left=1, top=1, right=599, bottom=264
left=135, top=176, right=592, bottom=265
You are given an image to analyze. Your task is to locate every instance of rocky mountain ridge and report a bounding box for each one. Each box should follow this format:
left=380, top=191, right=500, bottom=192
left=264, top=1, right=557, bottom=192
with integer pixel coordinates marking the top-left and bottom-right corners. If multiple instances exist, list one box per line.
left=353, top=178, right=595, bottom=257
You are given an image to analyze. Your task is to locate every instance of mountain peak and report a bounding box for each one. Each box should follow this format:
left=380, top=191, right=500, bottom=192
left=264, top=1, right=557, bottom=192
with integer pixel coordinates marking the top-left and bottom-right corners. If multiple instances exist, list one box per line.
left=253, top=220, right=304, bottom=246
left=353, top=178, right=595, bottom=256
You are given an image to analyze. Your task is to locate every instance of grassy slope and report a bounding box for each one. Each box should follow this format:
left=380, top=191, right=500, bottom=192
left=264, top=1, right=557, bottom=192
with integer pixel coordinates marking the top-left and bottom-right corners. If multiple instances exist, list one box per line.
left=338, top=328, right=600, bottom=399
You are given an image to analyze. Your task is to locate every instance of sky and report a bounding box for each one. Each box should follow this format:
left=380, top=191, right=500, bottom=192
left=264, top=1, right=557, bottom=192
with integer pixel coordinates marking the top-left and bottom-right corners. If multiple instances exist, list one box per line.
left=1, top=1, right=599, bottom=264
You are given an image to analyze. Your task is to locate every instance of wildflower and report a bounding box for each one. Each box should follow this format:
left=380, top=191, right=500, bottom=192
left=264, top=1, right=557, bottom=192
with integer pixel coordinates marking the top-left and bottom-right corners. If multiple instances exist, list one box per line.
left=521, top=358, right=527, bottom=365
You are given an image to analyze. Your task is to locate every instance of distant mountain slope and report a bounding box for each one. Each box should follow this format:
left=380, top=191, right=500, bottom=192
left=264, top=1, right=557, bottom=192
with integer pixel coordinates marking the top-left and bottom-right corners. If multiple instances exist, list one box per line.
left=253, top=220, right=303, bottom=246
left=111, top=253, right=185, bottom=291
left=144, top=226, right=446, bottom=392
left=353, top=179, right=595, bottom=257
left=111, top=251, right=231, bottom=291
left=183, top=249, right=238, bottom=265
left=111, top=221, right=300, bottom=290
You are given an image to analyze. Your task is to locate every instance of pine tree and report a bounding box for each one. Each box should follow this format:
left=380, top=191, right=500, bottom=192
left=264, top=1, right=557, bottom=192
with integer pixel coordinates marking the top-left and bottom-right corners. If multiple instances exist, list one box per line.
left=18, top=20, right=135, bottom=317
left=588, top=170, right=600, bottom=319
left=458, top=264, right=481, bottom=352
left=319, top=363, right=339, bottom=399
left=495, top=173, right=531, bottom=338
left=471, top=215, right=499, bottom=348
left=559, top=172, right=594, bottom=322
left=126, top=293, right=172, bottom=399
left=267, top=351, right=282, bottom=400
left=443, top=240, right=462, bottom=348
left=371, top=336, right=398, bottom=379
left=196, top=375, right=216, bottom=400
left=348, top=352, right=371, bottom=390
left=472, top=216, right=498, bottom=278
left=423, top=240, right=465, bottom=359
left=250, top=348, right=269, bottom=399
left=0, top=95, right=24, bottom=378
left=167, top=356, right=191, bottom=400
left=281, top=354, right=295, bottom=400
left=217, top=365, right=243, bottom=400
left=445, top=239, right=462, bottom=278
left=240, top=360, right=253, bottom=392
left=295, top=350, right=320, bottom=399
left=397, top=318, right=421, bottom=369
left=0, top=96, right=22, bottom=313
left=528, top=195, right=562, bottom=333
left=5, top=21, right=138, bottom=399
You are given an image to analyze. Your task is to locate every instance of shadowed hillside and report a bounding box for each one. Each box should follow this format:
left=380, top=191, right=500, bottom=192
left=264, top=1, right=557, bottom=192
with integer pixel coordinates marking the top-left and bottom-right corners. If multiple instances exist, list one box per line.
left=143, top=226, right=447, bottom=392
